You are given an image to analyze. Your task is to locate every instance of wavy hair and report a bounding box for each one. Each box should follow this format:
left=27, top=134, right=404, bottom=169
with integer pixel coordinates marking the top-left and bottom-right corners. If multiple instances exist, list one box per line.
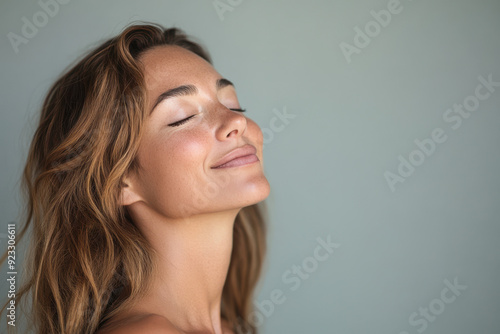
left=0, top=23, right=268, bottom=334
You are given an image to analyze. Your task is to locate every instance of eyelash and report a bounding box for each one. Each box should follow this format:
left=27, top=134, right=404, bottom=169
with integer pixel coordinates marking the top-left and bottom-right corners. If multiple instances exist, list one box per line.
left=168, top=108, right=247, bottom=127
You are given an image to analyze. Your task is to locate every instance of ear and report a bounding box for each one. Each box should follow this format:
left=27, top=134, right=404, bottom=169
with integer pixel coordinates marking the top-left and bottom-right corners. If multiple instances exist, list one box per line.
left=119, top=172, right=143, bottom=206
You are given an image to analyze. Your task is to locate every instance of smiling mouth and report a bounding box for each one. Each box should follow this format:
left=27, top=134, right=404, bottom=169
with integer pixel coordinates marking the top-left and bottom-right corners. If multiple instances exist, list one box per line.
left=211, top=154, right=259, bottom=169
left=211, top=144, right=259, bottom=169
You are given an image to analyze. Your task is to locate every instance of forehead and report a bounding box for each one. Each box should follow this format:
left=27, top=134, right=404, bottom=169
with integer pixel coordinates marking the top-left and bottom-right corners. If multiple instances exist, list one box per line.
left=138, top=45, right=219, bottom=92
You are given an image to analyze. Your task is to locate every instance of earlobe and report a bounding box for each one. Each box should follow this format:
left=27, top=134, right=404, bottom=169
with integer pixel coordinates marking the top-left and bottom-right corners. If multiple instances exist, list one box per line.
left=119, top=176, right=143, bottom=206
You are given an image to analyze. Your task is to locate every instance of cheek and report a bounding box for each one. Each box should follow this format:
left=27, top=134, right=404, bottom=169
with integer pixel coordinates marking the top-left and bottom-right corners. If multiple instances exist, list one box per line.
left=157, top=131, right=209, bottom=187
left=137, top=129, right=213, bottom=217
left=139, top=130, right=209, bottom=191
left=158, top=131, right=208, bottom=176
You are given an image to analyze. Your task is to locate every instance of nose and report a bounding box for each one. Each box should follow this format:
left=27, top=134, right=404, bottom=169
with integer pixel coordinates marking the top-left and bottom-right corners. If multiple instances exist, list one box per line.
left=214, top=105, right=247, bottom=141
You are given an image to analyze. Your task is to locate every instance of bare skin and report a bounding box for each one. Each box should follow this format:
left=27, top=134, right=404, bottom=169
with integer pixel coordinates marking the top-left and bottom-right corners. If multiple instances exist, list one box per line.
left=98, top=45, right=270, bottom=333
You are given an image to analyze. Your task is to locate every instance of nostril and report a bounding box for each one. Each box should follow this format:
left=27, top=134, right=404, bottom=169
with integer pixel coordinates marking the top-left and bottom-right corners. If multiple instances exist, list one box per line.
left=226, top=129, right=239, bottom=138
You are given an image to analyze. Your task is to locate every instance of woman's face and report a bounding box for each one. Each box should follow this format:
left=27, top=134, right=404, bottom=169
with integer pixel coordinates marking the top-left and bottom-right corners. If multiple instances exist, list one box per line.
left=122, top=45, right=270, bottom=219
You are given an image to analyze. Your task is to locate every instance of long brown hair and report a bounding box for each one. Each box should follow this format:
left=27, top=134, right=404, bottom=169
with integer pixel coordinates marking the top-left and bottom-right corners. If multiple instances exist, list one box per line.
left=0, top=23, right=268, bottom=334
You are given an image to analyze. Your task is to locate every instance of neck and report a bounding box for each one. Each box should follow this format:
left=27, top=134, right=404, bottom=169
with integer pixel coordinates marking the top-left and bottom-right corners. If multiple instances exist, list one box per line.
left=128, top=202, right=239, bottom=334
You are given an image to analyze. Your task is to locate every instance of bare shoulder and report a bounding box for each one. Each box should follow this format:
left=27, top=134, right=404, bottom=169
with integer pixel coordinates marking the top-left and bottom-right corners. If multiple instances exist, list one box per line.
left=96, top=314, right=181, bottom=334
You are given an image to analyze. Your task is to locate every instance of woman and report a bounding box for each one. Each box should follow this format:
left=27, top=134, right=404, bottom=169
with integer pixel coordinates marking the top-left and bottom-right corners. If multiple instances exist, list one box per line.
left=0, top=23, right=271, bottom=334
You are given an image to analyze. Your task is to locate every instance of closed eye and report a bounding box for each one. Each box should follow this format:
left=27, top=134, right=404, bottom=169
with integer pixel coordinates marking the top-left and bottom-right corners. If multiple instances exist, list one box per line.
left=168, top=108, right=246, bottom=127
left=168, top=115, right=196, bottom=127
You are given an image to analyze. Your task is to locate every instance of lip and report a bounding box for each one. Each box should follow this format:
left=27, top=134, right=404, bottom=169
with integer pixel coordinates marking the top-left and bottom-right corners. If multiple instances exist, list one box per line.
left=211, top=144, right=259, bottom=169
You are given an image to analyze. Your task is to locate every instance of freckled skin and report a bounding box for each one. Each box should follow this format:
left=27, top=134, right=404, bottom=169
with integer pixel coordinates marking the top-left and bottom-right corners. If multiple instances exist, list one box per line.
left=114, top=45, right=270, bottom=334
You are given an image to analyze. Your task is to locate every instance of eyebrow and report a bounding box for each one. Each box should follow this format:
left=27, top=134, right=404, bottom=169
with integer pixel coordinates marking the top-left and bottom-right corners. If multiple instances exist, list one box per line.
left=150, top=78, right=235, bottom=115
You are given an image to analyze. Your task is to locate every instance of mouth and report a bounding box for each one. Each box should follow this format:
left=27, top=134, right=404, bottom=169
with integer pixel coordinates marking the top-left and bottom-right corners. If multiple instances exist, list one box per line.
left=211, top=154, right=259, bottom=169
left=211, top=144, right=260, bottom=169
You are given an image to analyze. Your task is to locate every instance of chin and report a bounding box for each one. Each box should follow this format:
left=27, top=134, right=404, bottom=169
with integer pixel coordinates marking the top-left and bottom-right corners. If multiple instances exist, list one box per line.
left=239, top=177, right=271, bottom=206
left=192, top=174, right=271, bottom=214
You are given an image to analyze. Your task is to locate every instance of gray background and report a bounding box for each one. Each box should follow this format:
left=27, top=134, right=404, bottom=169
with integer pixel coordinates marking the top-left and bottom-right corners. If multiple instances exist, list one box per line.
left=1, top=0, right=499, bottom=333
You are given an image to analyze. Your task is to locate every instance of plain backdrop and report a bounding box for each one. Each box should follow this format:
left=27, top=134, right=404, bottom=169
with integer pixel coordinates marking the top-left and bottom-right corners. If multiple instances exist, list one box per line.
left=1, top=0, right=499, bottom=333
